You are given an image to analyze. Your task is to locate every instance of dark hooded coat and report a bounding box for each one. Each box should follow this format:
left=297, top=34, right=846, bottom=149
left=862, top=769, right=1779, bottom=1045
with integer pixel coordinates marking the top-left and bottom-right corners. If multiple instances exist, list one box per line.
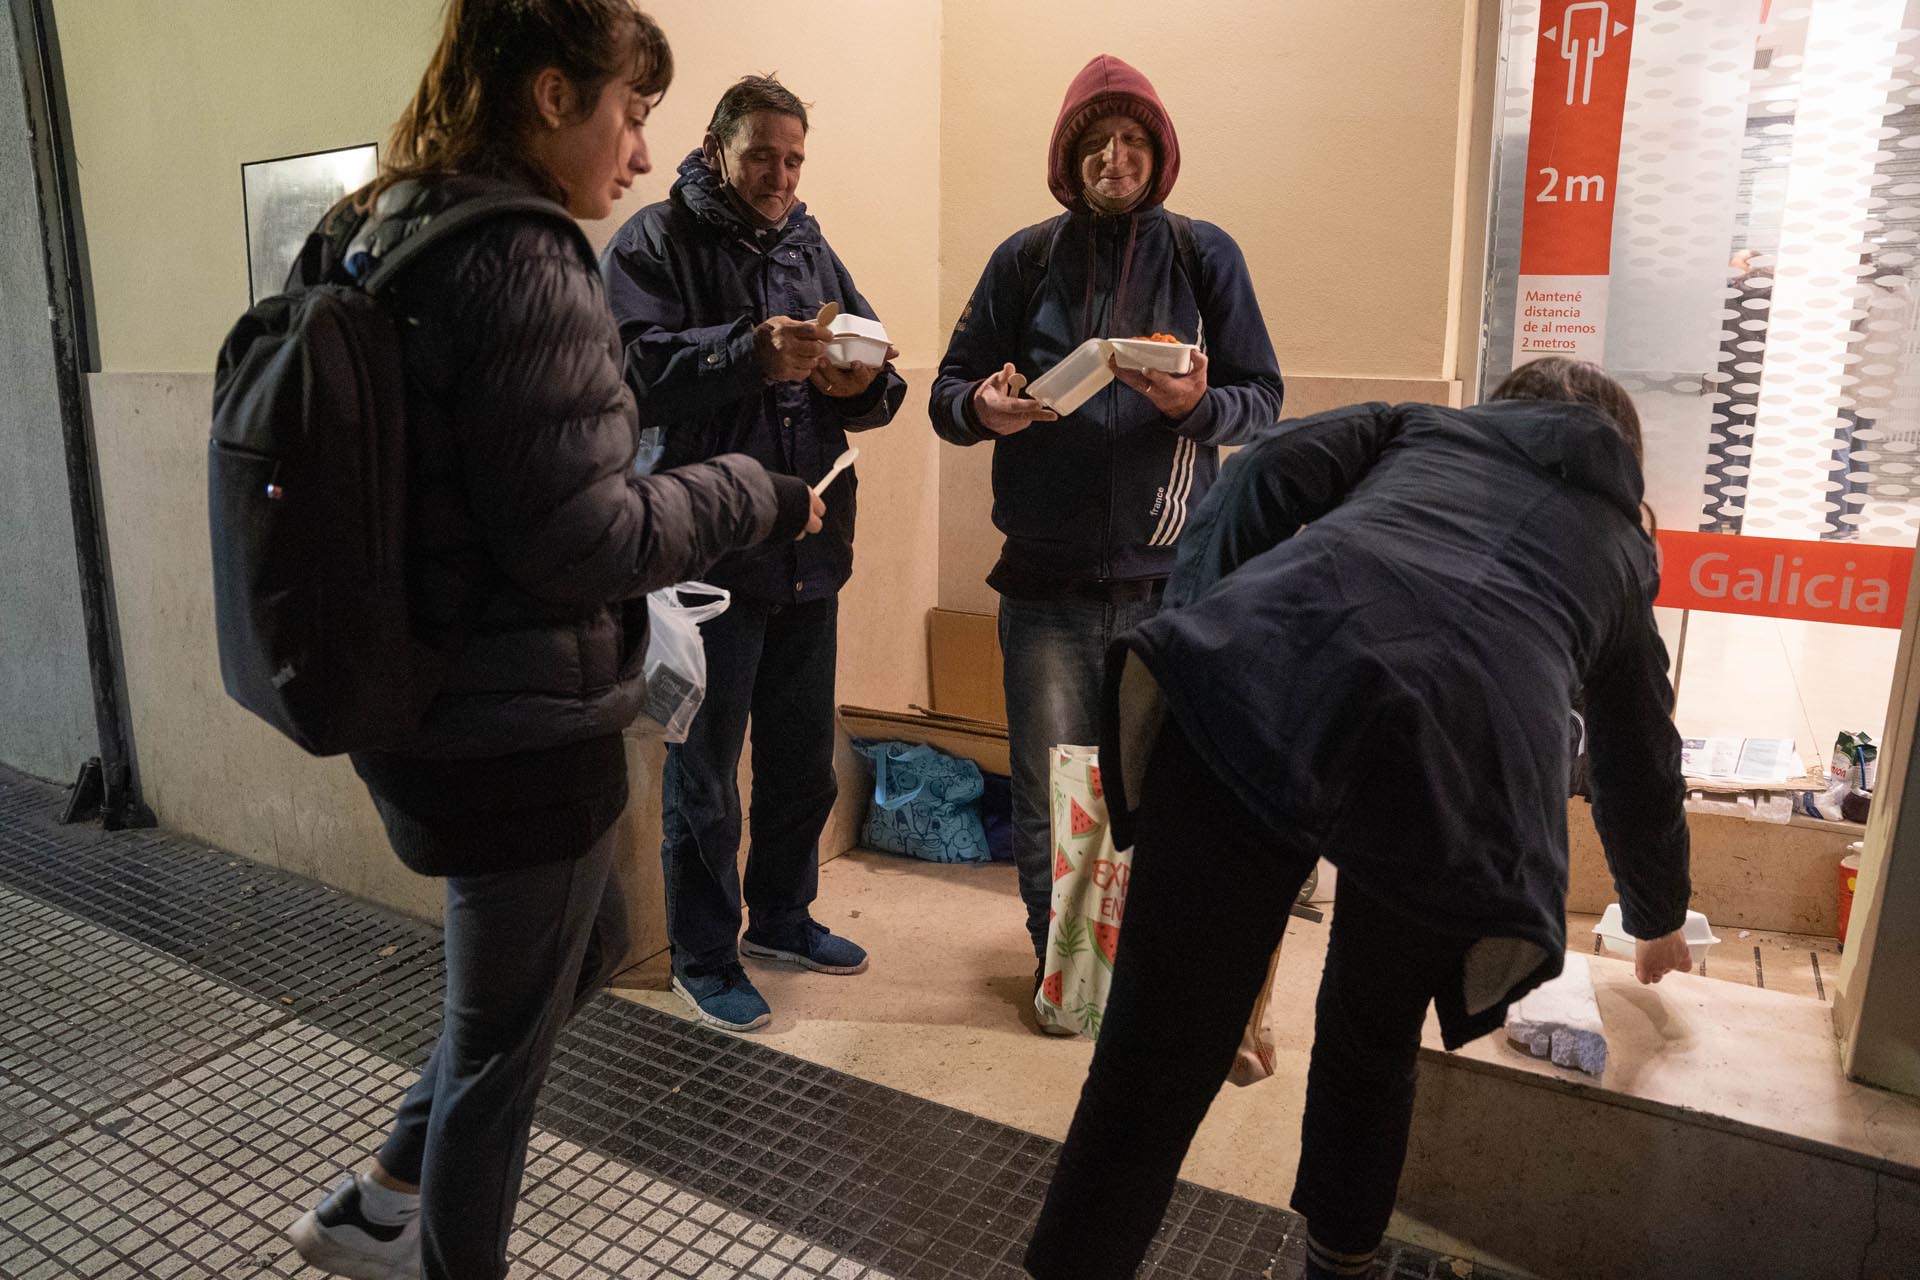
left=930, top=55, right=1285, bottom=592
left=1104, top=400, right=1692, bottom=1046
left=601, top=152, right=906, bottom=604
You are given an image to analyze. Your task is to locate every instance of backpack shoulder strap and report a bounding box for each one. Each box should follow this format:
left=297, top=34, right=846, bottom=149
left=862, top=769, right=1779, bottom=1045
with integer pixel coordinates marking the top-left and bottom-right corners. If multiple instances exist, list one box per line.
left=361, top=194, right=592, bottom=296
left=1164, top=211, right=1205, bottom=349
left=1165, top=211, right=1202, bottom=293
left=1014, top=213, right=1070, bottom=313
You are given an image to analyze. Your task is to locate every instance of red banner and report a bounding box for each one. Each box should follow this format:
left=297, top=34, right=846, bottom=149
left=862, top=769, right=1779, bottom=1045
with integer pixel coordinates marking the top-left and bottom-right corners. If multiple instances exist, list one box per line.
left=1518, top=0, right=1637, bottom=276
left=1656, top=531, right=1914, bottom=629
left=1512, top=1, right=1638, bottom=366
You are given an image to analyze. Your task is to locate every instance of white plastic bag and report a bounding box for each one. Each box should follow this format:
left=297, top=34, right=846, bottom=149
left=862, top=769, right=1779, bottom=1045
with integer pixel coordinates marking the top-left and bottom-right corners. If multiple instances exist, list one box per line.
left=635, top=582, right=729, bottom=743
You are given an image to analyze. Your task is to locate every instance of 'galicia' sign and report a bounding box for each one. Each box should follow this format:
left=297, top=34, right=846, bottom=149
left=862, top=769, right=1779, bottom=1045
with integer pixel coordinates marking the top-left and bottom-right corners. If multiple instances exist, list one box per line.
left=1655, top=531, right=1912, bottom=629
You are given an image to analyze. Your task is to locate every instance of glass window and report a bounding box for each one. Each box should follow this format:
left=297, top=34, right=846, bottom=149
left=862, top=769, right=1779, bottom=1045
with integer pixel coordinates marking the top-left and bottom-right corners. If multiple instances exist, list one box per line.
left=1482, top=0, right=1919, bottom=773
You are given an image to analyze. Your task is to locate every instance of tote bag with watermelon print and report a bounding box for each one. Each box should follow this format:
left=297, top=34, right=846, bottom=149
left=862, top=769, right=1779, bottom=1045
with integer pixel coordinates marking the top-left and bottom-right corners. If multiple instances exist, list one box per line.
left=1036, top=745, right=1126, bottom=1038
left=1036, top=743, right=1282, bottom=1085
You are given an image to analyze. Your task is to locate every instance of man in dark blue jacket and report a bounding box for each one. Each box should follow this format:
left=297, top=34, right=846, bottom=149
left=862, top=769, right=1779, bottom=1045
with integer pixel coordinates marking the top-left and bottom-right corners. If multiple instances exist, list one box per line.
left=603, top=75, right=906, bottom=1032
left=930, top=55, right=1284, bottom=1014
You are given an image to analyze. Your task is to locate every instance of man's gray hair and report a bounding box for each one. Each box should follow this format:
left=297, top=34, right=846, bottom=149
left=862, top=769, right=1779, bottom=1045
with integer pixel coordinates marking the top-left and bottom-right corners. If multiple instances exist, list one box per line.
left=707, top=74, right=810, bottom=145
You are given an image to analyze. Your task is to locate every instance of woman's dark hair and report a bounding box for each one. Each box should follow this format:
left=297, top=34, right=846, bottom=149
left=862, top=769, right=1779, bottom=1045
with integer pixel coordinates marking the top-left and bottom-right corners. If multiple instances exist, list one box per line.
left=707, top=74, right=810, bottom=146
left=363, top=0, right=672, bottom=208
left=1488, top=357, right=1644, bottom=465
left=1490, top=356, right=1655, bottom=532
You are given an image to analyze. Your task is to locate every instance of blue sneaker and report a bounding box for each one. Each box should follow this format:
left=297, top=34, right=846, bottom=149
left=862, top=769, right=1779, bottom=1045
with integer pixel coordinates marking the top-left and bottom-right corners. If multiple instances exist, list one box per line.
left=741, top=919, right=869, bottom=975
left=673, top=963, right=772, bottom=1032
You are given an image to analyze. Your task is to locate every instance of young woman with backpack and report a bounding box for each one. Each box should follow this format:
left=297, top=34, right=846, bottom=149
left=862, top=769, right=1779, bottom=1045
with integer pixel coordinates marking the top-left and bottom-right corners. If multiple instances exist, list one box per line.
left=280, top=5, right=821, bottom=1278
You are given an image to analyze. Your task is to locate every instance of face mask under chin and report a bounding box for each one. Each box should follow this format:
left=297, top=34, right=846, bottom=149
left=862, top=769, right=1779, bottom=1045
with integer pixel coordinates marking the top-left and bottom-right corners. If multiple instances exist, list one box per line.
left=1084, top=181, right=1148, bottom=215
left=715, top=151, right=794, bottom=230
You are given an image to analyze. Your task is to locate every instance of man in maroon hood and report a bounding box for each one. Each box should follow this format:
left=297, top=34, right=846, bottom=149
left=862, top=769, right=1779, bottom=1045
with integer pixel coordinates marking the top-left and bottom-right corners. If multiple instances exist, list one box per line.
left=930, top=55, right=1285, bottom=1022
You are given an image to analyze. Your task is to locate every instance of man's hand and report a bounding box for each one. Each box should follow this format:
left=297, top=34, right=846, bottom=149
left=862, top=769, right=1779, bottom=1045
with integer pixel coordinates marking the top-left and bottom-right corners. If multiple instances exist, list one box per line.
left=1111, top=347, right=1209, bottom=421
left=1633, top=929, right=1694, bottom=985
left=812, top=344, right=900, bottom=398
left=972, top=363, right=1059, bottom=437
left=755, top=315, right=831, bottom=382
left=796, top=488, right=825, bottom=541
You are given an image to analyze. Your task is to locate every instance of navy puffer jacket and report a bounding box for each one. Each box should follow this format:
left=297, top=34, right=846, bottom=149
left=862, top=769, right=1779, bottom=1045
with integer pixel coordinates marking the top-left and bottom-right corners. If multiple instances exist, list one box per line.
left=322, top=177, right=809, bottom=872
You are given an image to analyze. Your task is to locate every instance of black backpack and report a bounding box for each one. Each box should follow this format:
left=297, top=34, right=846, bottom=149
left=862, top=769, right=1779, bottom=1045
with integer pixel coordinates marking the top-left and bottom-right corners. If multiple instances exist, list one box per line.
left=208, top=191, right=583, bottom=756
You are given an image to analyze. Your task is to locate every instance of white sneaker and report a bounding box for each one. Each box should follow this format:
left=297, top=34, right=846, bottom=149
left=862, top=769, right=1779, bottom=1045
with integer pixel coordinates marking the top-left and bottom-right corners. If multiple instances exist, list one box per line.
left=287, top=1172, right=422, bottom=1280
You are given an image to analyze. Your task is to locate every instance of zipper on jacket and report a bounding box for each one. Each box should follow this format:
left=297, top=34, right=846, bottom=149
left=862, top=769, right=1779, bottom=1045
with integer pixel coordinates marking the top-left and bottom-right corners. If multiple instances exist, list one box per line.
left=760, top=250, right=801, bottom=477
left=1100, top=217, right=1123, bottom=580
left=1103, top=388, right=1117, bottom=580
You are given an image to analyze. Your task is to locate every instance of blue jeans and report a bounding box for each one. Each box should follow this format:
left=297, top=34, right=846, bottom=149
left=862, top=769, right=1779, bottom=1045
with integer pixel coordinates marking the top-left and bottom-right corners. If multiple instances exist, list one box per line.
left=660, top=596, right=839, bottom=977
left=999, top=593, right=1163, bottom=961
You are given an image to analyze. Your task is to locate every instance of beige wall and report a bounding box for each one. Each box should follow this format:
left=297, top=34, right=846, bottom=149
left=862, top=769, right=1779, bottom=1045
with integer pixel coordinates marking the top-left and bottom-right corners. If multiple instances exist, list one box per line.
left=53, top=1, right=444, bottom=373
left=937, top=0, right=1487, bottom=382
left=53, top=0, right=944, bottom=374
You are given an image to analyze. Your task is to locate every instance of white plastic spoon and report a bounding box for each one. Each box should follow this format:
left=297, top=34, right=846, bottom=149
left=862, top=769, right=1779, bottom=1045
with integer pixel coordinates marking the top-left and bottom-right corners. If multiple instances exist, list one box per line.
left=812, top=446, right=859, bottom=497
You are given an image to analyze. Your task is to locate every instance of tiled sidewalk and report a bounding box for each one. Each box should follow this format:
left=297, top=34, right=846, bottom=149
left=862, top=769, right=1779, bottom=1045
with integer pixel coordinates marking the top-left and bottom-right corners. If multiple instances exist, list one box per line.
left=0, top=766, right=1505, bottom=1279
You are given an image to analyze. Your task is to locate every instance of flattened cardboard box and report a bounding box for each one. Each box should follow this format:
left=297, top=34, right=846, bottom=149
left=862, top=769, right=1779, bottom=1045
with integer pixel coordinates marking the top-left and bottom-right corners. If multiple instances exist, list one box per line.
left=838, top=705, right=1009, bottom=778
left=929, top=608, right=1007, bottom=728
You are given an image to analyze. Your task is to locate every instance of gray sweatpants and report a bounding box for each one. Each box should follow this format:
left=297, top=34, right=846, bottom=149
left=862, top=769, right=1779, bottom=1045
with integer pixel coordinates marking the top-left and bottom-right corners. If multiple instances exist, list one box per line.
left=376, top=824, right=628, bottom=1280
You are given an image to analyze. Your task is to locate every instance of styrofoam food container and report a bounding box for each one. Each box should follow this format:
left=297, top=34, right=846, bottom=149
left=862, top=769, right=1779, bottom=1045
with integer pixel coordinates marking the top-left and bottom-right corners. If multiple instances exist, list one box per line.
left=1027, top=338, right=1114, bottom=415
left=1108, top=338, right=1196, bottom=375
left=826, top=313, right=889, bottom=368
left=1593, top=903, right=1720, bottom=966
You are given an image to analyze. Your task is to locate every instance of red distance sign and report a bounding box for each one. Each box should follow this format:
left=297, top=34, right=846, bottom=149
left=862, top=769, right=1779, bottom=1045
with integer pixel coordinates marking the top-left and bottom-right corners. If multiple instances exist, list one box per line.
left=1518, top=0, right=1638, bottom=277
left=1655, top=530, right=1914, bottom=629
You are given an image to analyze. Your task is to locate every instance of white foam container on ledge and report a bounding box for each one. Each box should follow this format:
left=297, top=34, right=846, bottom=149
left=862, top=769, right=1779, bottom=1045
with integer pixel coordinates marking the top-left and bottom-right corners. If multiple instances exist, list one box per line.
left=1026, top=338, right=1114, bottom=415
left=1593, top=903, right=1721, bottom=966
left=826, top=313, right=890, bottom=368
left=1108, top=337, right=1196, bottom=375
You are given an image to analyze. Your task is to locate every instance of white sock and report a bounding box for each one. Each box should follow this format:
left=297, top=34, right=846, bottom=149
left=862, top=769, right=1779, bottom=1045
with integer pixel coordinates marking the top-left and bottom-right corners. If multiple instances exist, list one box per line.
left=355, top=1171, right=420, bottom=1224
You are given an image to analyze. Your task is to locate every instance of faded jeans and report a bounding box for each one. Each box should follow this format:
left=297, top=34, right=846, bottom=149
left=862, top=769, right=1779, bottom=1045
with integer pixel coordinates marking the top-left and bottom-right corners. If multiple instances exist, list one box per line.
left=998, top=592, right=1162, bottom=961
left=660, top=596, right=838, bottom=977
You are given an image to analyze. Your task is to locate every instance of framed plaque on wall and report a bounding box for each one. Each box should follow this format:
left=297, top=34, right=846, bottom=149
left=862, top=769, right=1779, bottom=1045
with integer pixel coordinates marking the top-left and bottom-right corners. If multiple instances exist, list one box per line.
left=241, top=143, right=378, bottom=303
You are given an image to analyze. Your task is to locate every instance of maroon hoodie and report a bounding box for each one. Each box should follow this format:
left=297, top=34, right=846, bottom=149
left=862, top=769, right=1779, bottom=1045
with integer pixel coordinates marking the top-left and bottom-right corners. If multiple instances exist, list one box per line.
left=1047, top=54, right=1182, bottom=214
